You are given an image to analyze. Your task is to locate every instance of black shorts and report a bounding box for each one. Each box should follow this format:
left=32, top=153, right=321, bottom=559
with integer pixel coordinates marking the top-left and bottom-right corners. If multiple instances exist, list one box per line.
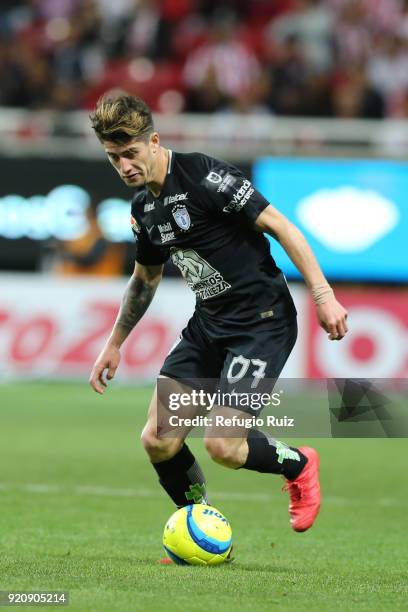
left=160, top=312, right=297, bottom=415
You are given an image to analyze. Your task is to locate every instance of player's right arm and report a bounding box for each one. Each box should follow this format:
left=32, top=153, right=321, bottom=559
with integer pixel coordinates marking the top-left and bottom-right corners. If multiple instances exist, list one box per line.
left=89, top=262, right=163, bottom=394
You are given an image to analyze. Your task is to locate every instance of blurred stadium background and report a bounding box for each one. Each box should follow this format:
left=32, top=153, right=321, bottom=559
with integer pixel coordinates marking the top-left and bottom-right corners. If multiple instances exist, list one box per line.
left=1, top=1, right=408, bottom=608
left=1, top=0, right=407, bottom=383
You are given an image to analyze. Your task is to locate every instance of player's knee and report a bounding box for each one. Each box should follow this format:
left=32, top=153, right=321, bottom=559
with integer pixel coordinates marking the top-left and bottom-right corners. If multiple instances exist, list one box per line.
left=140, top=428, right=180, bottom=462
left=204, top=438, right=239, bottom=468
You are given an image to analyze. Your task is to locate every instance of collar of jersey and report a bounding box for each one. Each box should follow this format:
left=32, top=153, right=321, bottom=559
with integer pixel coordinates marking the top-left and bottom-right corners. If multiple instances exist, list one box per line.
left=146, top=149, right=174, bottom=202
left=167, top=149, right=174, bottom=175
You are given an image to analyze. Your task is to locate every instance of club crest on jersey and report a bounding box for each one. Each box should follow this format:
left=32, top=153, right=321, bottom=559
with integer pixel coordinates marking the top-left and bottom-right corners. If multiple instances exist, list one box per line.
left=172, top=204, right=191, bottom=231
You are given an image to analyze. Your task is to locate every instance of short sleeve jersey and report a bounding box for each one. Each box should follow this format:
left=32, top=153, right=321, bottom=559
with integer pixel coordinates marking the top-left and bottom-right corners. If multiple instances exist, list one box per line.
left=130, top=151, right=296, bottom=330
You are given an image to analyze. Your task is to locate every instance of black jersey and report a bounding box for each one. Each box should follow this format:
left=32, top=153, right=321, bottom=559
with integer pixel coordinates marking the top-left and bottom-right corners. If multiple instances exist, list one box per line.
left=130, top=151, right=296, bottom=331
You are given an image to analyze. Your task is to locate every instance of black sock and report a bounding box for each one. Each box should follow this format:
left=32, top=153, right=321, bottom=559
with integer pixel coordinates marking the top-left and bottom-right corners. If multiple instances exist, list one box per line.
left=151, top=444, right=208, bottom=507
left=241, top=429, right=307, bottom=480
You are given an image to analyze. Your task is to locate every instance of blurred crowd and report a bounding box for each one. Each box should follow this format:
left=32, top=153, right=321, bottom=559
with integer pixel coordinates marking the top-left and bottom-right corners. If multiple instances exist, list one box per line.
left=2, top=0, right=408, bottom=118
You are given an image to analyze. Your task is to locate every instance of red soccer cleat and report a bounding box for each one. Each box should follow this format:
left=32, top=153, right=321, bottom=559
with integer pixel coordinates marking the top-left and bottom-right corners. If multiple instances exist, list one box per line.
left=157, top=557, right=173, bottom=565
left=283, top=446, right=321, bottom=532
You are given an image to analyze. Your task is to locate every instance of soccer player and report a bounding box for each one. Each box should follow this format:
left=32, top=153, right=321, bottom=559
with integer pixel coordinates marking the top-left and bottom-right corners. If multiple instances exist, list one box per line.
left=89, top=94, right=348, bottom=535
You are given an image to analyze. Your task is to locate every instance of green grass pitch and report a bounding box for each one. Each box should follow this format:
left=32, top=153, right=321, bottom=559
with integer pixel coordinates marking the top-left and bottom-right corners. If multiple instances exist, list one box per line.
left=0, top=382, right=407, bottom=611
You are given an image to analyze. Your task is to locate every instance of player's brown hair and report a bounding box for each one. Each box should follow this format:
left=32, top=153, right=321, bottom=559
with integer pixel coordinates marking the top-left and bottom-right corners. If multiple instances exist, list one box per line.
left=90, top=93, right=154, bottom=145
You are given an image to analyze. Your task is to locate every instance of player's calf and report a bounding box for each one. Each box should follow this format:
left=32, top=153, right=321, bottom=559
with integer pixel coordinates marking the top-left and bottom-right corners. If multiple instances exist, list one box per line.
left=141, top=427, right=208, bottom=508
left=204, top=437, right=247, bottom=469
left=141, top=426, right=183, bottom=463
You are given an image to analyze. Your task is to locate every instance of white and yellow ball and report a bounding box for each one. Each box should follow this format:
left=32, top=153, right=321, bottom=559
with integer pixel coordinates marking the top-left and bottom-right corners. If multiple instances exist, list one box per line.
left=163, top=504, right=232, bottom=566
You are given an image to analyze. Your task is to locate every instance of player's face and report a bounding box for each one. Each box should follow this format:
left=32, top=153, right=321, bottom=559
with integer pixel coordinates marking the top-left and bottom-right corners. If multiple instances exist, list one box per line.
left=104, top=135, right=158, bottom=187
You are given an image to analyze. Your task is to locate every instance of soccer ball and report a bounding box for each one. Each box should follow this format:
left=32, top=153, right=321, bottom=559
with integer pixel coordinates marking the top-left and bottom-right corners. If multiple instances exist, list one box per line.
left=163, top=504, right=232, bottom=565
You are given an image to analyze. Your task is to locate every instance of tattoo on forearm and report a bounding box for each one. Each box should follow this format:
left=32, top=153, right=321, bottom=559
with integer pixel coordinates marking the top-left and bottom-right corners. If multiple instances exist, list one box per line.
left=116, top=276, right=156, bottom=333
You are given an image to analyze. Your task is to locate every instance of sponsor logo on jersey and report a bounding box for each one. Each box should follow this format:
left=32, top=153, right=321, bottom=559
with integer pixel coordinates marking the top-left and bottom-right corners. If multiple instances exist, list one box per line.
left=223, top=179, right=255, bottom=214
left=164, top=192, right=188, bottom=206
left=205, top=171, right=223, bottom=184
left=158, top=222, right=172, bottom=233
left=170, top=247, right=231, bottom=300
left=158, top=221, right=175, bottom=243
left=161, top=231, right=175, bottom=243
left=130, top=215, right=141, bottom=233
left=217, top=173, right=236, bottom=193
left=172, top=204, right=191, bottom=231
left=144, top=202, right=155, bottom=212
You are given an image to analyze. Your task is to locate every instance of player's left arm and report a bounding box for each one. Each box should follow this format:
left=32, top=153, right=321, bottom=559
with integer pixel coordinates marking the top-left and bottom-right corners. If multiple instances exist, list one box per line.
left=255, top=205, right=348, bottom=341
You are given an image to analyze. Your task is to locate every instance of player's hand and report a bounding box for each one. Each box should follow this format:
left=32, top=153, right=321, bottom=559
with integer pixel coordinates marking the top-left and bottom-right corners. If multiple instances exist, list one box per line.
left=89, top=344, right=121, bottom=394
left=316, top=298, right=348, bottom=341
